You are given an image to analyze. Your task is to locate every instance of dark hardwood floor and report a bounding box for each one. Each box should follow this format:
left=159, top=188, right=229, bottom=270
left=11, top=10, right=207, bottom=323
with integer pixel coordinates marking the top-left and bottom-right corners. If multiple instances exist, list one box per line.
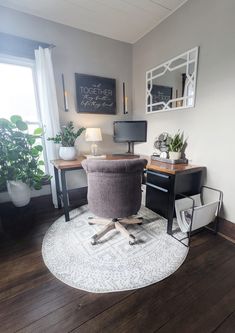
left=0, top=194, right=235, bottom=333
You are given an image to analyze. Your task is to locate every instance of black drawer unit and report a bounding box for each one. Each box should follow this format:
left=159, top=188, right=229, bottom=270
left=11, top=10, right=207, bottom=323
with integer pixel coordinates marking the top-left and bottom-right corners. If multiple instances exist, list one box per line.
left=145, top=167, right=205, bottom=235
left=146, top=184, right=169, bottom=219
left=146, top=170, right=172, bottom=221
left=146, top=170, right=171, bottom=191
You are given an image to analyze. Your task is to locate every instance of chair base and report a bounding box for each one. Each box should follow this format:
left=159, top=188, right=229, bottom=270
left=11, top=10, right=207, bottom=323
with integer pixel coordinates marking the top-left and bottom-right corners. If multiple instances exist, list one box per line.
left=89, top=216, right=143, bottom=245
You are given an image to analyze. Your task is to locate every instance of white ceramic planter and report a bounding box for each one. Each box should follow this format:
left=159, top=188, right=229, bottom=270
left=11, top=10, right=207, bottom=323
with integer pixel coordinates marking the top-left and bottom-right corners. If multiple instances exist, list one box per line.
left=59, top=147, right=76, bottom=160
left=169, top=151, right=181, bottom=160
left=7, top=180, right=31, bottom=207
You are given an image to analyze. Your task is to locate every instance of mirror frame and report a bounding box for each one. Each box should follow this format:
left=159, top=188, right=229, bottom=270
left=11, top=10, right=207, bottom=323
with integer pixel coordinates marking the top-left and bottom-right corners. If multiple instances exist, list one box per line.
left=146, top=47, right=199, bottom=114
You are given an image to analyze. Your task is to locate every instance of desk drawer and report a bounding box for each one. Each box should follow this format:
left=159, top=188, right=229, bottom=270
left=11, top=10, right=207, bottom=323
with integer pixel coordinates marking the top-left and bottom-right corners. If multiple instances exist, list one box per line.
left=146, top=170, right=171, bottom=190
left=146, top=184, right=169, bottom=219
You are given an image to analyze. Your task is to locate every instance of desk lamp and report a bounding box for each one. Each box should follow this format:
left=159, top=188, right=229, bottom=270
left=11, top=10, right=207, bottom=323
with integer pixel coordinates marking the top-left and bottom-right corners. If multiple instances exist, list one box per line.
left=85, top=128, right=102, bottom=156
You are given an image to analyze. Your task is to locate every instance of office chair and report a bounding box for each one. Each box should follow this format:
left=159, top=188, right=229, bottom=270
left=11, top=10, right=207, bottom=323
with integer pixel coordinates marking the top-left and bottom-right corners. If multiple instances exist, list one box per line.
left=82, top=158, right=147, bottom=245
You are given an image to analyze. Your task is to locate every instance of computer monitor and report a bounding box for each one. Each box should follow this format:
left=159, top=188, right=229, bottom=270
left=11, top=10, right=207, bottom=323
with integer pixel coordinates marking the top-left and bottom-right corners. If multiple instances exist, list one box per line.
left=113, top=120, right=147, bottom=154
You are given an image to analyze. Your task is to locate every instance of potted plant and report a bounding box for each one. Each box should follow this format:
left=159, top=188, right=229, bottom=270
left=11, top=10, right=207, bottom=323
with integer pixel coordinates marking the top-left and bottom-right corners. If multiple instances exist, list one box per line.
left=168, top=131, right=186, bottom=160
left=48, top=121, right=85, bottom=160
left=0, top=115, right=48, bottom=207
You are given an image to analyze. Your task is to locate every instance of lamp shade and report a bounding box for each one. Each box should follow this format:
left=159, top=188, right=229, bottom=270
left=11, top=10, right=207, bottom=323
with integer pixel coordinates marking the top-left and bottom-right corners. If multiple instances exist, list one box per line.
left=85, top=128, right=102, bottom=142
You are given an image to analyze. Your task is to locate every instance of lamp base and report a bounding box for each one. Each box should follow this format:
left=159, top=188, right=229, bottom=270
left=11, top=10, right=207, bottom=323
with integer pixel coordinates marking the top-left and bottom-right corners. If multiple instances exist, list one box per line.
left=91, top=143, right=98, bottom=156
left=84, top=155, right=106, bottom=159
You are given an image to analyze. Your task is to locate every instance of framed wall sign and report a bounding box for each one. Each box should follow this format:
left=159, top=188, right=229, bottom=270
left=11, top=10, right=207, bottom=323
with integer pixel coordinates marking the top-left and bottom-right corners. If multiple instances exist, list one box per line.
left=75, top=73, right=116, bottom=114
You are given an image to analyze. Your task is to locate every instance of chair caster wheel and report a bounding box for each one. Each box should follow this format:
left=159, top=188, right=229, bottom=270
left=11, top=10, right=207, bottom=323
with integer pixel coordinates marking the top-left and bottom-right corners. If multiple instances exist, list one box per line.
left=138, top=222, right=143, bottom=225
left=88, top=217, right=95, bottom=225
left=91, top=236, right=97, bottom=245
left=138, top=217, right=143, bottom=225
left=129, top=234, right=136, bottom=245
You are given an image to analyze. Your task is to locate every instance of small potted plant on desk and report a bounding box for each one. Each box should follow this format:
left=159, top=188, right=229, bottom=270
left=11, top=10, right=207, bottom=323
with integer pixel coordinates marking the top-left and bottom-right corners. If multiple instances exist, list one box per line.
left=168, top=130, right=187, bottom=160
left=48, top=121, right=85, bottom=160
left=0, top=115, right=48, bottom=207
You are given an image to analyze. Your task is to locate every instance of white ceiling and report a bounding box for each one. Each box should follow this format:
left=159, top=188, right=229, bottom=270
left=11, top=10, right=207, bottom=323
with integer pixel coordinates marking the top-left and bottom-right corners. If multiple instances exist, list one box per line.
left=0, top=0, right=188, bottom=43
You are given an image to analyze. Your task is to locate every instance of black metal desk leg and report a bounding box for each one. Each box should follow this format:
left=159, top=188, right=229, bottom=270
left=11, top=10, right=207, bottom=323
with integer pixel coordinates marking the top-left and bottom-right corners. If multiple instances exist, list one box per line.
left=54, top=166, right=62, bottom=209
left=167, top=193, right=175, bottom=235
left=61, top=170, right=70, bottom=222
left=167, top=215, right=174, bottom=235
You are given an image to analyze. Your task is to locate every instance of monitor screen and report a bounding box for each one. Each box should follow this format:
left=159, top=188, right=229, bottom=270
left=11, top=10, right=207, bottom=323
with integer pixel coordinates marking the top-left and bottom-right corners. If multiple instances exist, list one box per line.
left=113, top=121, right=147, bottom=142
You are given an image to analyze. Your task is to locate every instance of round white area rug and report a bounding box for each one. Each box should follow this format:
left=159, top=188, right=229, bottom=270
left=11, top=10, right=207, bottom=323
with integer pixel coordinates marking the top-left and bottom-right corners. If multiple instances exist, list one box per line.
left=42, top=205, right=188, bottom=293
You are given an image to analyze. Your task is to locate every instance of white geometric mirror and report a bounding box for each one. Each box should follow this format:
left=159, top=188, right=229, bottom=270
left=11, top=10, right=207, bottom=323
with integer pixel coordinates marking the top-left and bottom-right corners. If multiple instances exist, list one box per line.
left=146, top=47, right=199, bottom=114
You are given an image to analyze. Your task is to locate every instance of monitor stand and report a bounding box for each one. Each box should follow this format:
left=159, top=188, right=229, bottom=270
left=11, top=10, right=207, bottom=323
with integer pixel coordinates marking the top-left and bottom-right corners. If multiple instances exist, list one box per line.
left=127, top=141, right=134, bottom=154
left=112, top=142, right=140, bottom=158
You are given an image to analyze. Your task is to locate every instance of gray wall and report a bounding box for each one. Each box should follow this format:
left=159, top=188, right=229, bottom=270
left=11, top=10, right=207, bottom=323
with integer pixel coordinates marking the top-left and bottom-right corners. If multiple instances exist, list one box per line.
left=132, top=0, right=235, bottom=223
left=1, top=1, right=235, bottom=223
left=0, top=6, right=132, bottom=189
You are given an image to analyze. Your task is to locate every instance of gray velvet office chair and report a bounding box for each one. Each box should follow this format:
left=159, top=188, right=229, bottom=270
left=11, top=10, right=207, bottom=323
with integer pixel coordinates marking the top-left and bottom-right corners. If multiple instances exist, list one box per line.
left=82, top=158, right=147, bottom=245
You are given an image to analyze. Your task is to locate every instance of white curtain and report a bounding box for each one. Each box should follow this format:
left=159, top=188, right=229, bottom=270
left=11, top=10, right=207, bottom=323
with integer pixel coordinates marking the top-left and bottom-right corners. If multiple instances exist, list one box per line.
left=35, top=47, right=60, bottom=208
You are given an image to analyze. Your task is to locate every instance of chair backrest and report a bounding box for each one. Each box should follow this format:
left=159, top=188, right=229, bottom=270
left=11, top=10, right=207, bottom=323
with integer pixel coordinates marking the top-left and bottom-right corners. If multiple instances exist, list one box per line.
left=82, top=158, right=147, bottom=218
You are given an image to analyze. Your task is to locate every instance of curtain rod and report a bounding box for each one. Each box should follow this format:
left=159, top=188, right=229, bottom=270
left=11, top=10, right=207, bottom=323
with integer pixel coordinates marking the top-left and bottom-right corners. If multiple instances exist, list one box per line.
left=0, top=32, right=56, bottom=49
left=48, top=44, right=56, bottom=49
left=0, top=32, right=56, bottom=59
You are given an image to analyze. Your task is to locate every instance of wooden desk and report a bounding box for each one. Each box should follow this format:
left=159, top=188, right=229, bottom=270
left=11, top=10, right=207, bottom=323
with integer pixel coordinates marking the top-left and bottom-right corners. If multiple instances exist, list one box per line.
left=51, top=157, right=205, bottom=230
left=51, top=155, right=146, bottom=221
left=145, top=161, right=205, bottom=234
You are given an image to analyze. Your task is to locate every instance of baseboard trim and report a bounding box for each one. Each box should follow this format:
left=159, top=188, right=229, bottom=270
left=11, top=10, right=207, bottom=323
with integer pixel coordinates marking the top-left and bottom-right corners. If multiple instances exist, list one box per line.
left=0, top=184, right=51, bottom=203
left=218, top=232, right=235, bottom=244
left=218, top=217, right=235, bottom=243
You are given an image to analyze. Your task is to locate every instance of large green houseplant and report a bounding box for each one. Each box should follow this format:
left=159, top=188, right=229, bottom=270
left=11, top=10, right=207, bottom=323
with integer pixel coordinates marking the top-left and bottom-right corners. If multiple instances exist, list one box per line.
left=48, top=121, right=85, bottom=160
left=0, top=115, right=47, bottom=207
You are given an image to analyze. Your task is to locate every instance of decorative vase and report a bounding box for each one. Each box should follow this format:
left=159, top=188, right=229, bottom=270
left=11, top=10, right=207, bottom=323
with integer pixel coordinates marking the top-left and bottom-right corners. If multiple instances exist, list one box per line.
left=59, top=147, right=77, bottom=161
left=169, top=151, right=181, bottom=160
left=7, top=180, right=31, bottom=207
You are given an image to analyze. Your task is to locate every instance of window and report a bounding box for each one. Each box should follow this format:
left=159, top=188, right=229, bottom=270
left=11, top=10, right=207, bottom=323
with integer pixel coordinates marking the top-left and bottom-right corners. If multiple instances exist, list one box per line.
left=0, top=55, right=47, bottom=172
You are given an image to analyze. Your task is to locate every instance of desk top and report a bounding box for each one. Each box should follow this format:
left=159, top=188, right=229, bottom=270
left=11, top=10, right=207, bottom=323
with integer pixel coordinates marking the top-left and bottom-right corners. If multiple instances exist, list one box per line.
left=51, top=155, right=142, bottom=170
left=51, top=157, right=84, bottom=170
left=146, top=160, right=204, bottom=175
left=51, top=155, right=204, bottom=175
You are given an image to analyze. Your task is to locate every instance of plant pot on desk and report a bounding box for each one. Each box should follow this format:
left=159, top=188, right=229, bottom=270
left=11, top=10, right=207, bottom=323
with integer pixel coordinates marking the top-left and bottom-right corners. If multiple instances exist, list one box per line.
left=48, top=121, right=85, bottom=161
left=168, top=151, right=181, bottom=160
left=59, top=147, right=77, bottom=160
